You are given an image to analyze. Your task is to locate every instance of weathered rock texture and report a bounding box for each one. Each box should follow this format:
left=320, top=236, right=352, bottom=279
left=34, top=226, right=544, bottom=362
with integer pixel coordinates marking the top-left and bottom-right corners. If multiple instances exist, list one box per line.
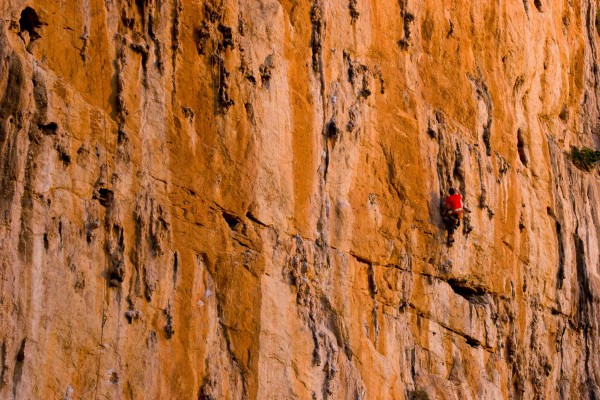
left=0, top=0, right=599, bottom=399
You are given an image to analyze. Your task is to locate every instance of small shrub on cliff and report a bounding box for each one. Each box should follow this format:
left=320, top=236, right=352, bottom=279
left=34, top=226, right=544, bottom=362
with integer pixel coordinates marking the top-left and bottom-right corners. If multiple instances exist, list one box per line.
left=570, top=146, right=600, bottom=171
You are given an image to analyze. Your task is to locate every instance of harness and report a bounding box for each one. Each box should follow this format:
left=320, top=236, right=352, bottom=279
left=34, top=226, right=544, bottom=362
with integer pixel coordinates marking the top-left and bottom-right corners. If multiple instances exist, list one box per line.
left=449, top=208, right=464, bottom=219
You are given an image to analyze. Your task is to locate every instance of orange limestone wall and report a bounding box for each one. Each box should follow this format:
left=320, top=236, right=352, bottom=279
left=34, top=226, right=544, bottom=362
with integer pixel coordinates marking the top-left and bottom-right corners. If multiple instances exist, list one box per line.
left=0, top=0, right=598, bottom=399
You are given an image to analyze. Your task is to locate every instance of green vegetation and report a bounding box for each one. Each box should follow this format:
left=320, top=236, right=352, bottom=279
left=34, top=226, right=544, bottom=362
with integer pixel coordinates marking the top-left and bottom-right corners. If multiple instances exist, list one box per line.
left=571, top=146, right=600, bottom=171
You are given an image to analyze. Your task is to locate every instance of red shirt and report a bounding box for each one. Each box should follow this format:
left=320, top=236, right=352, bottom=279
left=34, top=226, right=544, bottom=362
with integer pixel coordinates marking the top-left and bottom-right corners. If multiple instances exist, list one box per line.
left=445, top=194, right=462, bottom=210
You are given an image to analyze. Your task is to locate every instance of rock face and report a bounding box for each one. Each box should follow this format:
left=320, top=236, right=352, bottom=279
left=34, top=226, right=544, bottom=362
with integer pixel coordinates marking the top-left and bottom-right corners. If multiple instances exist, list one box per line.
left=0, top=0, right=599, bottom=399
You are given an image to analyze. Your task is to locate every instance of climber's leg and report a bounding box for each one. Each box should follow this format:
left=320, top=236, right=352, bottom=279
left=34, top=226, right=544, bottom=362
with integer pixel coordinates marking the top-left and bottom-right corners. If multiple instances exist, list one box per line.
left=445, top=219, right=455, bottom=245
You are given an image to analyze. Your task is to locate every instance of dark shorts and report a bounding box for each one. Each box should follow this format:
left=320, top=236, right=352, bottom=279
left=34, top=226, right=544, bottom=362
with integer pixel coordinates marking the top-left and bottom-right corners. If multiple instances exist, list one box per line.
left=443, top=213, right=460, bottom=234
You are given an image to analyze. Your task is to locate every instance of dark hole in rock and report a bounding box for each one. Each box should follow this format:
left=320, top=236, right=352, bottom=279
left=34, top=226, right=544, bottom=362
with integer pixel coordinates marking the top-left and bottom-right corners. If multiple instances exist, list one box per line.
left=222, top=211, right=241, bottom=230
left=556, top=221, right=565, bottom=289
left=409, top=389, right=430, bottom=400
left=15, top=339, right=25, bottom=362
left=326, top=120, right=339, bottom=139
left=367, top=265, right=378, bottom=296
left=447, top=279, right=488, bottom=304
left=573, top=233, right=592, bottom=326
left=349, top=0, right=360, bottom=23
left=134, top=0, right=145, bottom=17
left=38, top=122, right=58, bottom=134
left=519, top=214, right=525, bottom=231
left=465, top=336, right=481, bottom=348
left=163, top=307, right=175, bottom=339
left=109, top=265, right=124, bottom=287
left=246, top=74, right=257, bottom=85
left=559, top=105, right=569, bottom=121
left=58, top=150, right=71, bottom=165
left=125, top=310, right=141, bottom=323
left=217, top=24, right=234, bottom=49
left=517, top=129, right=528, bottom=166
left=121, top=14, right=135, bottom=30
left=534, top=0, right=543, bottom=12
left=427, top=126, right=436, bottom=138
left=165, top=324, right=174, bottom=339
left=11, top=338, right=26, bottom=391
left=43, top=233, right=48, bottom=250
left=172, top=251, right=179, bottom=285
left=98, top=188, right=114, bottom=207
left=19, top=7, right=42, bottom=40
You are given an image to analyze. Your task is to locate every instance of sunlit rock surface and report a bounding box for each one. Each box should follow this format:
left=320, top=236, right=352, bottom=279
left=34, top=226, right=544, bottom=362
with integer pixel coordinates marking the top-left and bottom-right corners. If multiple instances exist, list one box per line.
left=0, top=0, right=598, bottom=399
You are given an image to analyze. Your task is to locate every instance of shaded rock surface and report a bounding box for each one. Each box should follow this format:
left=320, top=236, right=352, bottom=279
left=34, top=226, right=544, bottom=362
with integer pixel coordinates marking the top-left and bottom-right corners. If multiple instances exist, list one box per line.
left=0, top=0, right=599, bottom=399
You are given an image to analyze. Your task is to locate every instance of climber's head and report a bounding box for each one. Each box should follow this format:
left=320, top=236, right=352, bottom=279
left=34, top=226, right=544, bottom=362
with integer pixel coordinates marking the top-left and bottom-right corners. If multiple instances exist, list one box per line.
left=449, top=188, right=456, bottom=195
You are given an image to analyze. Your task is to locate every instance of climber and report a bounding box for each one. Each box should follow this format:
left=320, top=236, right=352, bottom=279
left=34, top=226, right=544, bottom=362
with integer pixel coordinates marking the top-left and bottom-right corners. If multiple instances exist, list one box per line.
left=442, top=188, right=463, bottom=245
